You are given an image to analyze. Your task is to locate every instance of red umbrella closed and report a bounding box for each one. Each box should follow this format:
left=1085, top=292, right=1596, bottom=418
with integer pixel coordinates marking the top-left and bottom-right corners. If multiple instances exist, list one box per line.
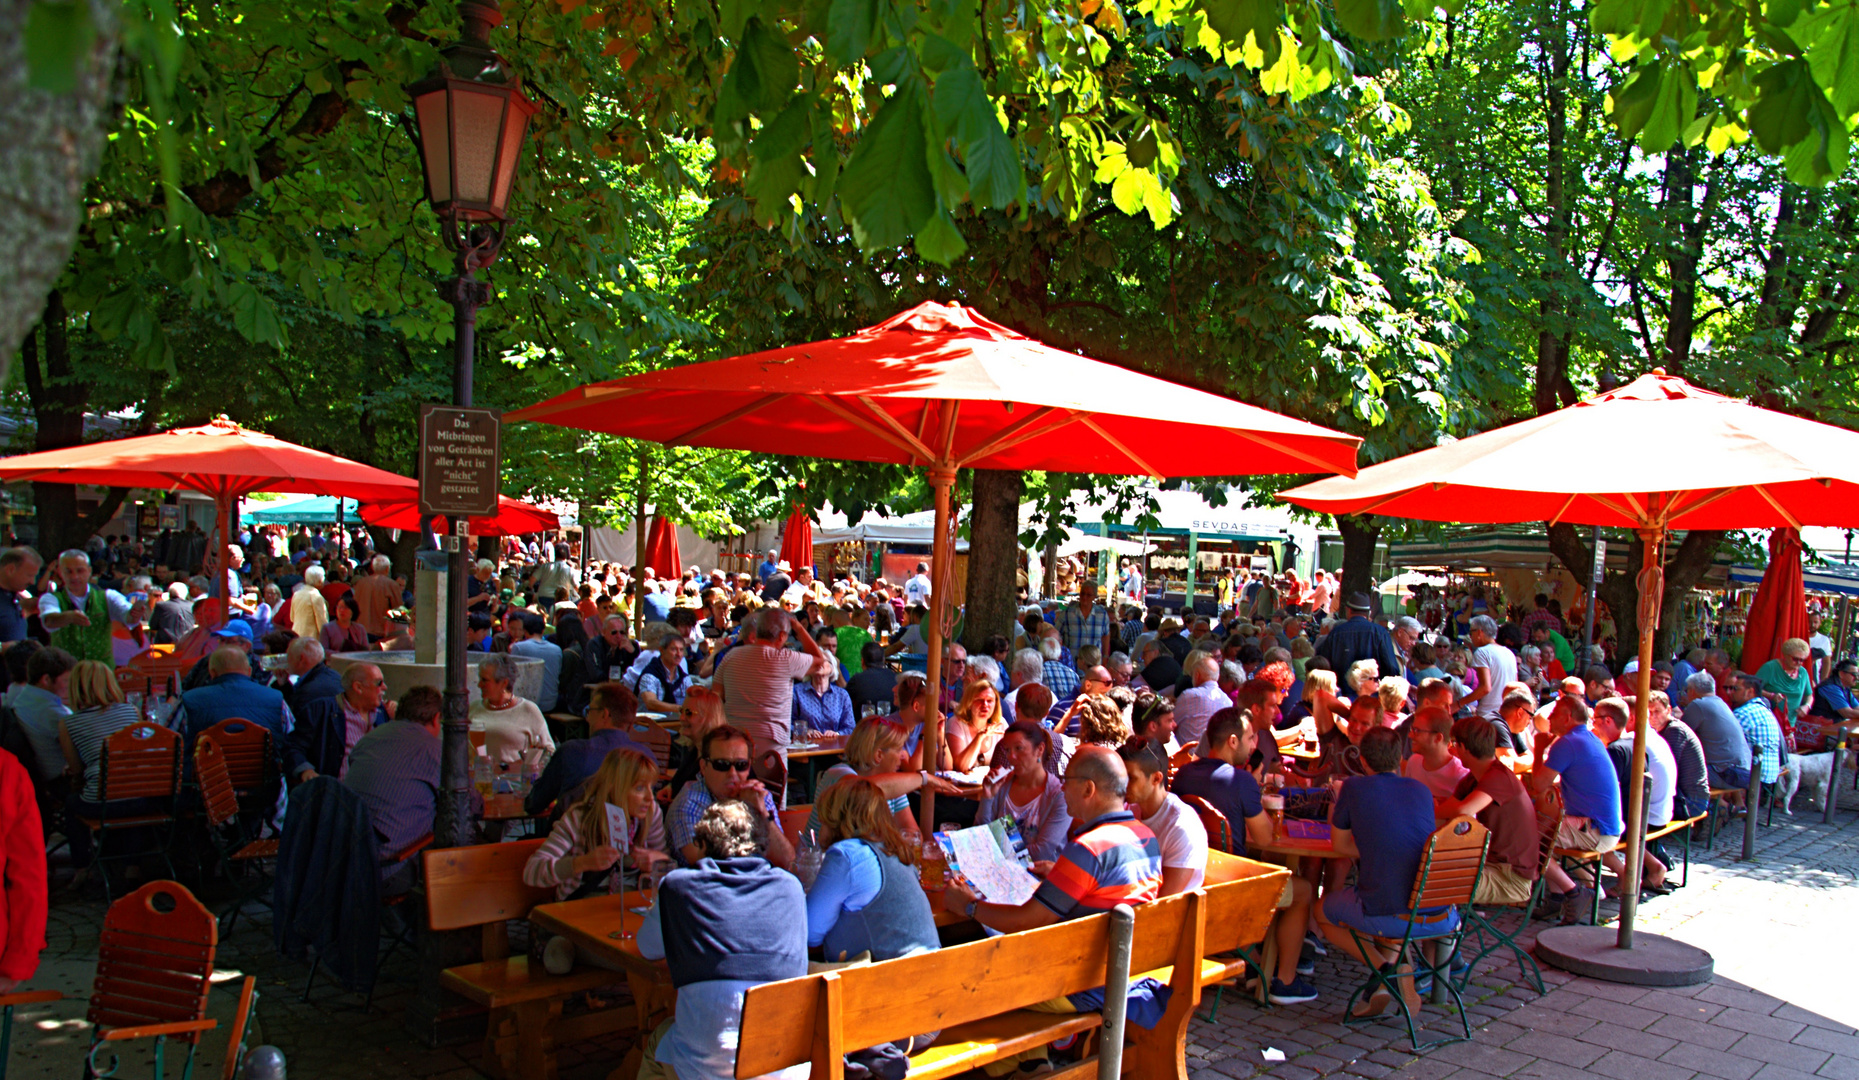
left=510, top=301, right=1362, bottom=832
left=777, top=503, right=813, bottom=576
left=1282, top=370, right=1859, bottom=966
left=1739, top=528, right=1810, bottom=674
left=359, top=494, right=559, bottom=538
left=643, top=515, right=683, bottom=579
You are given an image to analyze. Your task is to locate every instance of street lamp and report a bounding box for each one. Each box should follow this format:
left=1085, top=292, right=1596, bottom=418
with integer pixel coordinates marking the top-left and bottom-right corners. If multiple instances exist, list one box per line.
left=409, top=0, right=536, bottom=848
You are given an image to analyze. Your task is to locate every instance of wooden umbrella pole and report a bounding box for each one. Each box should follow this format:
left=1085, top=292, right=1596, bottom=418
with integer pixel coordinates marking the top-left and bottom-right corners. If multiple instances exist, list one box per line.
left=218, top=490, right=235, bottom=620
left=1617, top=526, right=1664, bottom=949
left=919, top=464, right=958, bottom=836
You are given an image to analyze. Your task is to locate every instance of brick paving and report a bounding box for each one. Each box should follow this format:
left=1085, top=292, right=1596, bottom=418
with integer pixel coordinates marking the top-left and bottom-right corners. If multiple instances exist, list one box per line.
left=10, top=776, right=1857, bottom=1080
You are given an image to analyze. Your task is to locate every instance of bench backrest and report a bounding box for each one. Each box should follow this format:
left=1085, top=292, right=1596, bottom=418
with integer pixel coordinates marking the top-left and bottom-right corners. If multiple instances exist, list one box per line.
left=423, top=839, right=555, bottom=958
left=737, top=863, right=1287, bottom=1079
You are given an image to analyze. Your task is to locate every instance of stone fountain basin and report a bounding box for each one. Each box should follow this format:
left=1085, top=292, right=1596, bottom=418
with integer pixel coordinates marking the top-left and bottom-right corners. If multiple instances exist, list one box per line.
left=326, top=650, right=547, bottom=708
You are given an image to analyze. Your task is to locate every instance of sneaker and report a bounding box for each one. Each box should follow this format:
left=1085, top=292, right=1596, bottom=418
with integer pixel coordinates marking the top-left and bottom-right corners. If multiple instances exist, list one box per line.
left=1269, top=977, right=1319, bottom=1004
left=1449, top=953, right=1471, bottom=978
left=1304, top=931, right=1328, bottom=956
left=1560, top=885, right=1595, bottom=926
left=1296, top=946, right=1317, bottom=976
left=1411, top=971, right=1433, bottom=997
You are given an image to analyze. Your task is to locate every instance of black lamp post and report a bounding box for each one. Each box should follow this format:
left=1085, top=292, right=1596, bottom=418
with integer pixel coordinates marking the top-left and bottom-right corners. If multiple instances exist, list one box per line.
left=409, top=0, right=536, bottom=847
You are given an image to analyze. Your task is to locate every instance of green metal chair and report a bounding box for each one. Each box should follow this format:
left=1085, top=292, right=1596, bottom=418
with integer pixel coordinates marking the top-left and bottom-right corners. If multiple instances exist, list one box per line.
left=1455, top=785, right=1561, bottom=996
left=1340, top=816, right=1489, bottom=1053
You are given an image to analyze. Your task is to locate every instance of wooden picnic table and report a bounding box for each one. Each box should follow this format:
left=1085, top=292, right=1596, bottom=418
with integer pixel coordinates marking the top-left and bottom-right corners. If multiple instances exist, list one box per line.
left=529, top=890, right=677, bottom=1032
left=482, top=793, right=538, bottom=821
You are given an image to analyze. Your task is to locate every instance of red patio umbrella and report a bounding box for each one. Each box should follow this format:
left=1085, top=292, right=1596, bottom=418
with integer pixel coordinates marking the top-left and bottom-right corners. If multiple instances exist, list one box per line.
left=643, top=515, right=683, bottom=579
left=777, top=502, right=813, bottom=575
left=0, top=417, right=417, bottom=613
left=1282, top=370, right=1859, bottom=960
left=1738, top=528, right=1810, bottom=673
left=509, top=300, right=1362, bottom=831
left=360, top=493, right=559, bottom=538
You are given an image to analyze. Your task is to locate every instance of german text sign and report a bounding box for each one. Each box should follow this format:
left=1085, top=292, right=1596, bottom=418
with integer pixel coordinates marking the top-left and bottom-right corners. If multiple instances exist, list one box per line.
left=419, top=404, right=501, bottom=518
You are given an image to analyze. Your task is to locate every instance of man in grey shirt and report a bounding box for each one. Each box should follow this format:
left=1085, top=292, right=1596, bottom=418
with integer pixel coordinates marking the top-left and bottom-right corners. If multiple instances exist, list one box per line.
left=1678, top=671, right=1751, bottom=789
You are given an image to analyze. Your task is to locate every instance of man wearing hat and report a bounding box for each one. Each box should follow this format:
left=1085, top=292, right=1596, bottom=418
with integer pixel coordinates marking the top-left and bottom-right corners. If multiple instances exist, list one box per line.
left=1314, top=591, right=1402, bottom=695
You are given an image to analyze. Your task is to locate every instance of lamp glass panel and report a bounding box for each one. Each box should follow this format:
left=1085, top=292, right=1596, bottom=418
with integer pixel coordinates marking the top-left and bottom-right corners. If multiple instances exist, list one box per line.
left=414, top=89, right=452, bottom=204
left=451, top=87, right=508, bottom=204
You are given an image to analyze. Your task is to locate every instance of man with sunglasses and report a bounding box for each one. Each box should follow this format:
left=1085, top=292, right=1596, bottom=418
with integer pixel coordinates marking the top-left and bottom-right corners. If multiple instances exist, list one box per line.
left=288, top=661, right=392, bottom=782
left=667, top=724, right=795, bottom=870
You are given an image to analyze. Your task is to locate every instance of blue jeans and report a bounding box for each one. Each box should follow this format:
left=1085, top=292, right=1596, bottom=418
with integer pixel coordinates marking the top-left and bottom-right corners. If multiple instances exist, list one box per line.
left=1710, top=764, right=1751, bottom=791
left=1324, top=886, right=1460, bottom=939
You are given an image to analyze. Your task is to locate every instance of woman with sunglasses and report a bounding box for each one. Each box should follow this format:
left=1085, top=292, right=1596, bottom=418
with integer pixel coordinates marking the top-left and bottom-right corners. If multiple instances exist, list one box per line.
left=664, top=685, right=727, bottom=800
left=524, top=747, right=667, bottom=900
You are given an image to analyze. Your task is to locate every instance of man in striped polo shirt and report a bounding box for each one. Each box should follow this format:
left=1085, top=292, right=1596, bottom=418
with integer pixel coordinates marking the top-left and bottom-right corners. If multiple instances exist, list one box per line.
left=943, top=744, right=1165, bottom=1074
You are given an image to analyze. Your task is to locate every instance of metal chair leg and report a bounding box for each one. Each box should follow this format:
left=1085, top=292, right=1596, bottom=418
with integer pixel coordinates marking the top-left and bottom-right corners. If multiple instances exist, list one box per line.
left=301, top=955, right=321, bottom=1003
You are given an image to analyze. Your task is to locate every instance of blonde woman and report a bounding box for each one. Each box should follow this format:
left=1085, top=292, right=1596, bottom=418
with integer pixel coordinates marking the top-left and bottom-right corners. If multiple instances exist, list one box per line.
left=940, top=678, right=1006, bottom=779
left=806, top=718, right=961, bottom=841
left=56, top=660, right=145, bottom=876
left=1376, top=675, right=1412, bottom=723
left=666, top=684, right=726, bottom=798
left=806, top=778, right=940, bottom=968
left=1073, top=692, right=1134, bottom=747
left=523, top=748, right=667, bottom=900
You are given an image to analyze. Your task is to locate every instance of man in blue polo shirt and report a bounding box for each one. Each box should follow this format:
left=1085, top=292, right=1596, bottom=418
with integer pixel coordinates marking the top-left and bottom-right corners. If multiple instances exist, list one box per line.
left=1529, top=696, right=1623, bottom=924
left=1317, top=727, right=1455, bottom=1018
left=1806, top=659, right=1859, bottom=751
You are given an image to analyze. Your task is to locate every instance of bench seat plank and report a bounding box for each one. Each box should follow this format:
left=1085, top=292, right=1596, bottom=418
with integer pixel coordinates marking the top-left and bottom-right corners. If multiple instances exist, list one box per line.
left=439, top=957, right=621, bottom=1009
left=905, top=1012, right=1104, bottom=1080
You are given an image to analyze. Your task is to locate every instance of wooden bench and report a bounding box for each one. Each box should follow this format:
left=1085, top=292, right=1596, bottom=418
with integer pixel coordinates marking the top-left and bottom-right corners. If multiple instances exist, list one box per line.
left=422, top=840, right=636, bottom=1080
left=1552, top=809, right=1712, bottom=923
left=735, top=856, right=1288, bottom=1080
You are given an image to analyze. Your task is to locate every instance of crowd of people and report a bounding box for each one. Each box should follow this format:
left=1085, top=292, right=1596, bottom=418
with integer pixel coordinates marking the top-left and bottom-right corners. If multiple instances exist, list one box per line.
left=2, top=526, right=1854, bottom=1077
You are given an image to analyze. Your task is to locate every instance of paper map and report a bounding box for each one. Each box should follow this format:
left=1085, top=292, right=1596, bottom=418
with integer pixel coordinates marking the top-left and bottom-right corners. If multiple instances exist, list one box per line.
left=940, top=821, right=1041, bottom=906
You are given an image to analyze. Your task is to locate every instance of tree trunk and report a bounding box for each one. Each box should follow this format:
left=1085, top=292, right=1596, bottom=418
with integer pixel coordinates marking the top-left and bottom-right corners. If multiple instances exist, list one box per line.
left=962, top=468, right=1025, bottom=651
left=0, top=0, right=119, bottom=379
left=1546, top=524, right=1725, bottom=662
left=18, top=292, right=130, bottom=554
left=1533, top=0, right=1579, bottom=415
left=1336, top=516, right=1381, bottom=607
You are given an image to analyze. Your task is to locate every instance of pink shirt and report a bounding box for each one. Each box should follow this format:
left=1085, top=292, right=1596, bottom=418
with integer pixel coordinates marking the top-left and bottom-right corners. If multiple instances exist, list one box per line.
left=1405, top=753, right=1470, bottom=800
left=717, top=644, right=815, bottom=744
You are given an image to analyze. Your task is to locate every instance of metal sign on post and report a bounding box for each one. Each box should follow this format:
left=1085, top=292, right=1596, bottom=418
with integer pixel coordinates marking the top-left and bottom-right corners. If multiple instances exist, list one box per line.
left=418, top=404, right=502, bottom=518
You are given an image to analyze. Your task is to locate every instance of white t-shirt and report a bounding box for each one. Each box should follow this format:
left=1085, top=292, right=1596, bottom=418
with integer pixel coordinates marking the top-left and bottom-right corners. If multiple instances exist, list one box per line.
left=1471, top=643, right=1518, bottom=719
left=1138, top=792, right=1208, bottom=891
left=904, top=573, right=932, bottom=605
left=1619, top=731, right=1678, bottom=827
left=717, top=643, right=816, bottom=738
left=469, top=698, right=555, bottom=767
left=1405, top=753, right=1470, bottom=800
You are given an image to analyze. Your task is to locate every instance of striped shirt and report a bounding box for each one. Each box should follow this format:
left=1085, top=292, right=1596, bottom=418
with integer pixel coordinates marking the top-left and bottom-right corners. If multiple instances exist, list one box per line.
left=1055, top=603, right=1111, bottom=654
left=1032, top=810, right=1162, bottom=918
left=1733, top=700, right=1785, bottom=783
left=523, top=798, right=668, bottom=899
left=63, top=703, right=145, bottom=801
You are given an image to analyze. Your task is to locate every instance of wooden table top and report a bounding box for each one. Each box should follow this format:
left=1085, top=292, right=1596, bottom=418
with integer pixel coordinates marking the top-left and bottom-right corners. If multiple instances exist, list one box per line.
left=788, top=736, right=849, bottom=760
left=1251, top=834, right=1339, bottom=860
left=529, top=890, right=670, bottom=982
left=482, top=793, right=539, bottom=821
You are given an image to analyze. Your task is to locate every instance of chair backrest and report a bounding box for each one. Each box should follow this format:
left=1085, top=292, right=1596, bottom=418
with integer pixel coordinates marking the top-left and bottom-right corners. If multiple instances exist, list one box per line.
left=1534, top=783, right=1565, bottom=870
left=1179, top=792, right=1234, bottom=855
left=99, top=723, right=182, bottom=802
left=127, top=647, right=186, bottom=699
left=778, top=805, right=812, bottom=850
left=1408, top=816, right=1490, bottom=912
left=422, top=839, right=555, bottom=933
left=200, top=717, right=271, bottom=791
left=738, top=889, right=1204, bottom=1078
left=632, top=724, right=674, bottom=770
left=194, top=734, right=242, bottom=830
left=88, top=881, right=217, bottom=1038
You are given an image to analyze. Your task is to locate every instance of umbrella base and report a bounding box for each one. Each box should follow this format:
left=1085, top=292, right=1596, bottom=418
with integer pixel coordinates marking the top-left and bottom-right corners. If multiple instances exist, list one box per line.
left=1533, top=926, right=1713, bottom=986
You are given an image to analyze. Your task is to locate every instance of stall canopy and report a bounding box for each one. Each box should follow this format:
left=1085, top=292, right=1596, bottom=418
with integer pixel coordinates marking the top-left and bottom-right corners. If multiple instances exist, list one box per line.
left=241, top=495, right=359, bottom=525
left=1727, top=561, right=1859, bottom=597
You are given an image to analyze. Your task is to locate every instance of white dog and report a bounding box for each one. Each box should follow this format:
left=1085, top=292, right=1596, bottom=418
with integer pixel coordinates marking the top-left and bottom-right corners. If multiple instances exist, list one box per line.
left=1776, top=751, right=1835, bottom=814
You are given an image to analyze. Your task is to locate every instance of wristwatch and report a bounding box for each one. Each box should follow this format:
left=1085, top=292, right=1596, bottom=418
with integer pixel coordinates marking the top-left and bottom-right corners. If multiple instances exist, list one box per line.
left=919, top=769, right=931, bottom=789
left=963, top=899, right=979, bottom=919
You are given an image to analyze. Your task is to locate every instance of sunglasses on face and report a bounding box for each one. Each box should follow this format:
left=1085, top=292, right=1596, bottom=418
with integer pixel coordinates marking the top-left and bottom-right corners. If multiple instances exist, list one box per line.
left=706, top=758, right=752, bottom=773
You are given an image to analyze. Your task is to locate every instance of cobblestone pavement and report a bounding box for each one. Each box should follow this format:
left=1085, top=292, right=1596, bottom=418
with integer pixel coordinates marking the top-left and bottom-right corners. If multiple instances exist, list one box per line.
left=12, top=778, right=1857, bottom=1080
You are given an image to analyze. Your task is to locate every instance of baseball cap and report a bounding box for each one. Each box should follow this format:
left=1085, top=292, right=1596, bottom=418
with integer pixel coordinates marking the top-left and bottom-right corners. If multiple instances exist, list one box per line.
left=212, top=621, right=255, bottom=643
